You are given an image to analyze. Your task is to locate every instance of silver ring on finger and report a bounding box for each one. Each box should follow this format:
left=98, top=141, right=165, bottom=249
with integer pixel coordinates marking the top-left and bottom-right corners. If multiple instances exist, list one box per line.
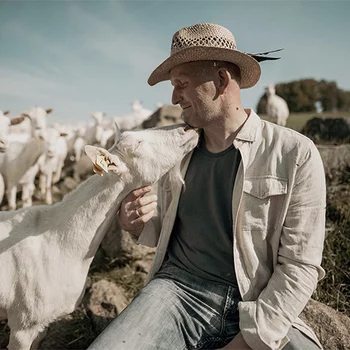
left=135, top=208, right=141, bottom=217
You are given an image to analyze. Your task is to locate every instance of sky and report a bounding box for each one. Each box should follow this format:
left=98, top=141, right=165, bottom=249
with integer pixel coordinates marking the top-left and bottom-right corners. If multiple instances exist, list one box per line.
left=0, top=0, right=349, bottom=124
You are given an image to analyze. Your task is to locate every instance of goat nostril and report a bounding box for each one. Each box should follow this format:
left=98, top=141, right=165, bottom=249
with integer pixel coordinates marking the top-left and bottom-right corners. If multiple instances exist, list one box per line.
left=184, top=122, right=194, bottom=131
left=184, top=123, right=199, bottom=132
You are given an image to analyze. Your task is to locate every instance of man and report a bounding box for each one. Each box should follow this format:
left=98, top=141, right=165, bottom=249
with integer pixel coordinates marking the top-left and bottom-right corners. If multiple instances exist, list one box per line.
left=88, top=23, right=326, bottom=350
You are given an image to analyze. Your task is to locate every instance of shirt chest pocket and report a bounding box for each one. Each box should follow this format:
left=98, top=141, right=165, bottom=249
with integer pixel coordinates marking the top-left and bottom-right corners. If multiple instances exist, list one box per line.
left=241, top=176, right=288, bottom=234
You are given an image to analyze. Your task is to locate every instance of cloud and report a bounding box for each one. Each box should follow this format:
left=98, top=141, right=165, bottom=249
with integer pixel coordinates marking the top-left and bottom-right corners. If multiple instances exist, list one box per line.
left=67, top=3, right=166, bottom=73
left=2, top=19, right=76, bottom=64
left=1, top=19, right=83, bottom=82
left=0, top=3, right=174, bottom=121
left=0, top=66, right=94, bottom=120
left=0, top=68, right=61, bottom=100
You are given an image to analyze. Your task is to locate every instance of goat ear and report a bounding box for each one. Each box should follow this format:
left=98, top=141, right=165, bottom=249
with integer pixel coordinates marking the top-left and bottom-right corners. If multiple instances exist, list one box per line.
left=114, top=122, right=122, bottom=143
left=85, top=145, right=123, bottom=176
left=10, top=115, right=27, bottom=125
left=22, top=113, right=31, bottom=120
left=85, top=145, right=100, bottom=161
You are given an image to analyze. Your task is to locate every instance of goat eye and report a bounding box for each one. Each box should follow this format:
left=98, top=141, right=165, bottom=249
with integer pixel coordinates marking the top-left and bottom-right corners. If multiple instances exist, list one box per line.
left=134, top=140, right=143, bottom=151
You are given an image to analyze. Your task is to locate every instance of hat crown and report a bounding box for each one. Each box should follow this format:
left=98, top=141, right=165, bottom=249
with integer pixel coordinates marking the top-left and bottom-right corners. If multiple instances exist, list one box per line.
left=171, top=23, right=237, bottom=55
left=148, top=22, right=261, bottom=88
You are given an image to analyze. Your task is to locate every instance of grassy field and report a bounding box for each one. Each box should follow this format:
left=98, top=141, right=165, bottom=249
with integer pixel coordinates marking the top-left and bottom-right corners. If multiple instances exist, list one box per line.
left=260, top=111, right=350, bottom=132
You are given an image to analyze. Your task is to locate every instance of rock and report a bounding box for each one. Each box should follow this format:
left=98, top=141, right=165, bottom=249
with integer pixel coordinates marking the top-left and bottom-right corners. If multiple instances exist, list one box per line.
left=300, top=299, right=350, bottom=350
left=317, top=144, right=350, bottom=180
left=85, top=279, right=129, bottom=334
left=317, top=144, right=350, bottom=178
left=142, top=104, right=183, bottom=128
left=101, top=217, right=135, bottom=262
left=301, top=117, right=350, bottom=144
left=101, top=216, right=156, bottom=263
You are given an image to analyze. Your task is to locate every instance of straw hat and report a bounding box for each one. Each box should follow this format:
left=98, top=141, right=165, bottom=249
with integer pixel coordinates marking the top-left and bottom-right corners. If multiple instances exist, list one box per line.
left=148, top=23, right=261, bottom=89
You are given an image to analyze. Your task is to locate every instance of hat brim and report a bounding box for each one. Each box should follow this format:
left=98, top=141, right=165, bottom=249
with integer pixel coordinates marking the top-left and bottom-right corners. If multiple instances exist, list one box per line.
left=148, top=47, right=261, bottom=89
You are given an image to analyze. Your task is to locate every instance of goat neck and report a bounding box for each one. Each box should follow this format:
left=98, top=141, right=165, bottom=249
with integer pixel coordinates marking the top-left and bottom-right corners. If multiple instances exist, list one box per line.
left=53, top=170, right=136, bottom=262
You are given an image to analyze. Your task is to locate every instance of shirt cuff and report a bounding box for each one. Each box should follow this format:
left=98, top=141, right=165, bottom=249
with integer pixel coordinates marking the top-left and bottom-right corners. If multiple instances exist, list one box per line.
left=239, top=301, right=290, bottom=350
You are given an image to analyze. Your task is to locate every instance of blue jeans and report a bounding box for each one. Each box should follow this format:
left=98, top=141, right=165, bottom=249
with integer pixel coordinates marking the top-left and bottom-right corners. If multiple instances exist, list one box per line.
left=87, top=263, right=321, bottom=350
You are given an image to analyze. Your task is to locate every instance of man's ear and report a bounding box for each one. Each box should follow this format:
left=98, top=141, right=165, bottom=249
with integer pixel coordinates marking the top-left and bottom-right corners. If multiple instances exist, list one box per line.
left=216, top=68, right=230, bottom=93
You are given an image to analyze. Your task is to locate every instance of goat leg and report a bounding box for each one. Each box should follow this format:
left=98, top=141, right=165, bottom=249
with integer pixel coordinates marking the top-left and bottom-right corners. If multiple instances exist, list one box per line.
left=7, top=325, right=42, bottom=350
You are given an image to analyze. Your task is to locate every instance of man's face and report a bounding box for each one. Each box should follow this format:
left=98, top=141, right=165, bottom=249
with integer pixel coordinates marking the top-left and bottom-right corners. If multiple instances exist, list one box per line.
left=170, top=61, right=220, bottom=128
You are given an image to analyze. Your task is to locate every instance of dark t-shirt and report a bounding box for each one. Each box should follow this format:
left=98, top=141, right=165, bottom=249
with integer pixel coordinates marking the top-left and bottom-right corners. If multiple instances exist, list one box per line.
left=166, top=139, right=241, bottom=286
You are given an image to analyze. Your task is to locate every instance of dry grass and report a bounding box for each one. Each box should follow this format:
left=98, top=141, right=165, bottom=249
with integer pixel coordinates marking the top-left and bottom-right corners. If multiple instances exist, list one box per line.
left=312, top=166, right=350, bottom=316
left=88, top=258, right=146, bottom=300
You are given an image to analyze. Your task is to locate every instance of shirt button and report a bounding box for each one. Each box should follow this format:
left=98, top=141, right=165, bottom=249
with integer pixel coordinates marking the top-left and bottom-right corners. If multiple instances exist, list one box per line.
left=261, top=190, right=265, bottom=196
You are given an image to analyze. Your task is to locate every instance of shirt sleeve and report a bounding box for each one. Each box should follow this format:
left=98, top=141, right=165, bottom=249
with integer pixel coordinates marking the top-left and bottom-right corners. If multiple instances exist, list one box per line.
left=239, top=141, right=326, bottom=350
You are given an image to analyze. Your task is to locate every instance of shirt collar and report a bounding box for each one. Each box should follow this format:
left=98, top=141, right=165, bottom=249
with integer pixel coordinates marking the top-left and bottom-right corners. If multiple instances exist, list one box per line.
left=234, top=108, right=260, bottom=143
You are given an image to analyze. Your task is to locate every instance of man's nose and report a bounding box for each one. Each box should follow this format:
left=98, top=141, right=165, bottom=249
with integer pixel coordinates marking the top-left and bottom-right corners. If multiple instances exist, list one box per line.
left=172, top=88, right=181, bottom=105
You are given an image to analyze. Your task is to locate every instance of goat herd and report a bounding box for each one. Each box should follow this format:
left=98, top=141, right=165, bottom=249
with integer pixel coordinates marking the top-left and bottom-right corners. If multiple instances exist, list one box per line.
left=0, top=101, right=156, bottom=211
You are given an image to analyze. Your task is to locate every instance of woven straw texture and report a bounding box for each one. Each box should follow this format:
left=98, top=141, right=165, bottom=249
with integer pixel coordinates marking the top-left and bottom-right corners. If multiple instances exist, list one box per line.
left=148, top=23, right=261, bottom=89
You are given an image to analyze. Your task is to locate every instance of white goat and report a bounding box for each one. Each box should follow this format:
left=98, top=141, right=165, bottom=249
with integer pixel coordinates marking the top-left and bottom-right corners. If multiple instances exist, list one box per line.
left=0, top=111, right=29, bottom=154
left=84, top=112, right=105, bottom=145
left=51, top=132, right=68, bottom=185
left=0, top=111, right=11, bottom=153
left=68, top=126, right=86, bottom=162
left=0, top=111, right=10, bottom=204
left=114, top=100, right=153, bottom=131
left=0, top=107, right=53, bottom=210
left=0, top=172, right=4, bottom=205
left=37, top=128, right=68, bottom=204
left=265, top=84, right=290, bottom=126
left=73, top=136, right=86, bottom=161
left=0, top=124, right=198, bottom=350
left=19, top=159, right=41, bottom=208
left=0, top=113, right=34, bottom=207
left=19, top=127, right=68, bottom=207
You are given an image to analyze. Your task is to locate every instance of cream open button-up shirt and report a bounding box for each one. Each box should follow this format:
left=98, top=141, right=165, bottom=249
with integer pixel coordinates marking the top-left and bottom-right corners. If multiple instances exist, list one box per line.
left=137, top=109, right=326, bottom=350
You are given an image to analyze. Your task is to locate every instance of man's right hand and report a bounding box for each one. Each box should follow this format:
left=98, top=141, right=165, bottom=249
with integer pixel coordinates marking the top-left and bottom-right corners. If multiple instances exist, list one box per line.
left=118, top=185, right=158, bottom=239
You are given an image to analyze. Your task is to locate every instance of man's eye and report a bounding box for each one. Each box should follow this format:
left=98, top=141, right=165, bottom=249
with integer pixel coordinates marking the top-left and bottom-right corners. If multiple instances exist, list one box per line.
left=179, top=82, right=188, bottom=88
